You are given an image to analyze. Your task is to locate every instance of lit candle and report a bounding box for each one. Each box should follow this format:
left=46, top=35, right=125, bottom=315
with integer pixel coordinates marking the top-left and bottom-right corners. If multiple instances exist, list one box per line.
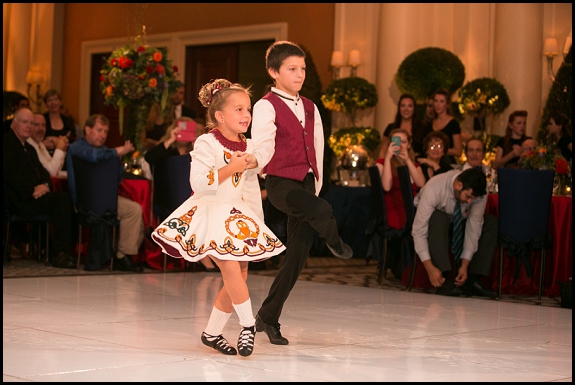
left=348, top=49, right=361, bottom=67
left=330, top=51, right=345, bottom=67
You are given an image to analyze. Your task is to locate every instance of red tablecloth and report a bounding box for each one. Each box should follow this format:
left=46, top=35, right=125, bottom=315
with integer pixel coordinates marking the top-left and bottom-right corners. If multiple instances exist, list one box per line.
left=403, top=194, right=572, bottom=297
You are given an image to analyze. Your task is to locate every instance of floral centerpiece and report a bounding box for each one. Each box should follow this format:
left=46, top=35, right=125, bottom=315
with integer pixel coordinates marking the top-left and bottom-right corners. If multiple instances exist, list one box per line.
left=457, top=77, right=510, bottom=132
left=328, top=127, right=381, bottom=160
left=519, top=144, right=572, bottom=195
left=100, top=44, right=181, bottom=151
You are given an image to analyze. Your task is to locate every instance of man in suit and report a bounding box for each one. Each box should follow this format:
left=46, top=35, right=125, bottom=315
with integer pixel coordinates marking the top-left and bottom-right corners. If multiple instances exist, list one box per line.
left=171, top=84, right=196, bottom=120
left=455, top=138, right=497, bottom=193
left=3, top=108, right=76, bottom=268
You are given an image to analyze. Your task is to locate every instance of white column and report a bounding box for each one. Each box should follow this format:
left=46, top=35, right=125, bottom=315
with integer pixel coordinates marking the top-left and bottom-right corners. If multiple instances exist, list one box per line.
left=4, top=3, right=32, bottom=95
left=493, top=3, right=543, bottom=137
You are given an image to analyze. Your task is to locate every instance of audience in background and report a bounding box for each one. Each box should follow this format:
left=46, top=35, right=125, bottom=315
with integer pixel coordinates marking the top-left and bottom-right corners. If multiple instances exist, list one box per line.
left=376, top=128, right=425, bottom=278
left=382, top=94, right=425, bottom=158
left=171, top=84, right=197, bottom=120
left=493, top=110, right=529, bottom=169
left=3, top=93, right=30, bottom=135
left=417, top=131, right=453, bottom=182
left=412, top=168, right=498, bottom=298
left=27, top=113, right=68, bottom=177
left=547, top=112, right=572, bottom=163
left=422, top=88, right=463, bottom=165
left=520, top=138, right=539, bottom=156
left=43, top=89, right=76, bottom=153
left=66, top=114, right=144, bottom=273
left=3, top=108, right=76, bottom=269
left=143, top=102, right=169, bottom=150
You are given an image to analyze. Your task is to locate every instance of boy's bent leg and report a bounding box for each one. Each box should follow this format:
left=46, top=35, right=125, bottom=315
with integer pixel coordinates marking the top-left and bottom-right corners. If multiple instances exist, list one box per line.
left=266, top=174, right=349, bottom=257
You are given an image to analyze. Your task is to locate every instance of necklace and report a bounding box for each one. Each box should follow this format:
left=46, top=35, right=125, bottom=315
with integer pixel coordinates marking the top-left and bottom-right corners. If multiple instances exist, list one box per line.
left=210, top=129, right=247, bottom=152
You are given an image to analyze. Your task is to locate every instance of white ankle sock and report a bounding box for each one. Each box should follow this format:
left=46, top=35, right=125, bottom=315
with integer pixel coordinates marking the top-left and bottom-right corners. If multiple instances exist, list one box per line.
left=204, top=307, right=232, bottom=336
left=232, top=298, right=255, bottom=328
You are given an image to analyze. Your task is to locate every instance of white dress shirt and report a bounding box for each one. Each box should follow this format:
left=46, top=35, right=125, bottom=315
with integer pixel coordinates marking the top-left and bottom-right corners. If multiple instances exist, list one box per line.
left=174, top=104, right=182, bottom=119
left=26, top=137, right=66, bottom=177
left=250, top=87, right=325, bottom=195
left=412, top=169, right=487, bottom=263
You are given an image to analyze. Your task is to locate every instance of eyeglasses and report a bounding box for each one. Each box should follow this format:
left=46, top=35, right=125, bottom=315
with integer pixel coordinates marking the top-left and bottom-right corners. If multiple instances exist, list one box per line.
left=429, top=143, right=443, bottom=150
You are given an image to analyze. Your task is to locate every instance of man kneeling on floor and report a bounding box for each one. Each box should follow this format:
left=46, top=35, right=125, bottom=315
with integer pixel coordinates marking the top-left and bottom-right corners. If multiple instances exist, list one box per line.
left=412, top=168, right=497, bottom=298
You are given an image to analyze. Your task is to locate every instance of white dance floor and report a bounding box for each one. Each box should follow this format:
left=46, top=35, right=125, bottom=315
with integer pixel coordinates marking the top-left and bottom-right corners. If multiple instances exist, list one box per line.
left=3, top=272, right=572, bottom=382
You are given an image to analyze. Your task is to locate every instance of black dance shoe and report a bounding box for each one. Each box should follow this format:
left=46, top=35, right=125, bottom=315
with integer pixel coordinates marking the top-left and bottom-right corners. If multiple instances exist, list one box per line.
left=113, top=255, right=143, bottom=273
left=52, top=251, right=76, bottom=269
left=463, top=281, right=498, bottom=299
left=255, top=314, right=288, bottom=345
left=201, top=332, right=237, bottom=355
left=436, top=280, right=463, bottom=297
left=237, top=326, right=256, bottom=357
left=327, top=240, right=353, bottom=259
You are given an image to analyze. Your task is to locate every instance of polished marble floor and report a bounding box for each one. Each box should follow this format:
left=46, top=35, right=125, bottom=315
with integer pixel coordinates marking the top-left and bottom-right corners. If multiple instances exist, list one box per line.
left=3, top=271, right=572, bottom=382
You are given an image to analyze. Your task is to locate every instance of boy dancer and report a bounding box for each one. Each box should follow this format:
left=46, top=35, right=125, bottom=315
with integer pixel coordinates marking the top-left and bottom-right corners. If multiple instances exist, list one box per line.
left=250, top=41, right=353, bottom=345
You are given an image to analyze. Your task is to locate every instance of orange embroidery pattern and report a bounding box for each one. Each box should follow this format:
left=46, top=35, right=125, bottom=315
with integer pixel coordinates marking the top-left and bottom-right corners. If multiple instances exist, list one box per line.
left=207, top=170, right=214, bottom=185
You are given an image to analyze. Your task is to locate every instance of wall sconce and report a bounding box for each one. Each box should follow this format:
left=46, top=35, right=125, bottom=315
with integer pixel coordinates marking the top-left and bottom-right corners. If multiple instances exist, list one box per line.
left=26, top=67, right=44, bottom=113
left=330, top=49, right=361, bottom=79
left=563, top=35, right=572, bottom=58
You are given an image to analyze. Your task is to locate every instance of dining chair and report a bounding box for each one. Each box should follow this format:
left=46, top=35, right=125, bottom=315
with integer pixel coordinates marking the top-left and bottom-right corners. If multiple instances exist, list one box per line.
left=71, top=156, right=121, bottom=271
left=151, top=154, right=194, bottom=272
left=396, top=165, right=419, bottom=291
left=366, top=165, right=404, bottom=284
left=497, top=168, right=555, bottom=301
left=3, top=179, right=51, bottom=265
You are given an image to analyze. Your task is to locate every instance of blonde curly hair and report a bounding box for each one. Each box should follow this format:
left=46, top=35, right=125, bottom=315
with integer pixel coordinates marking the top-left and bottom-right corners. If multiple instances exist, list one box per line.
left=198, top=79, right=251, bottom=130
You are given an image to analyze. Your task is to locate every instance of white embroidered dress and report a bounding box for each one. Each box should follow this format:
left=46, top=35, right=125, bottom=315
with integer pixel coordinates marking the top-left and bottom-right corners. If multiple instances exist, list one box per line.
left=151, top=129, right=285, bottom=262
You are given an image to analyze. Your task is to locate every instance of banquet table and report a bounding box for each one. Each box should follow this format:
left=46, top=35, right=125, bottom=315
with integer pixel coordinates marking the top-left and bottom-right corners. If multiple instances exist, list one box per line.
left=403, top=193, right=572, bottom=297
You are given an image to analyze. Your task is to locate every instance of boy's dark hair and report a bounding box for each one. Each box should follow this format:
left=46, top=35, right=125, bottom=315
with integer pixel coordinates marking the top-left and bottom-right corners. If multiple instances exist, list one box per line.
left=265, top=41, right=305, bottom=74
left=456, top=168, right=487, bottom=197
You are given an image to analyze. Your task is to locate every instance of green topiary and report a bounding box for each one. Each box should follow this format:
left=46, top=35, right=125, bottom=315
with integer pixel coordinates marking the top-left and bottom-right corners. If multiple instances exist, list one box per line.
left=537, top=47, right=572, bottom=144
left=321, top=77, right=378, bottom=126
left=328, top=126, right=381, bottom=159
left=395, top=47, right=465, bottom=102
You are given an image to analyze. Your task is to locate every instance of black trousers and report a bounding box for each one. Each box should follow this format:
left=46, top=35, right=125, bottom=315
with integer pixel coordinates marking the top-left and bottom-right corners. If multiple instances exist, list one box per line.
left=428, top=210, right=498, bottom=277
left=16, top=191, right=75, bottom=255
left=258, top=174, right=343, bottom=324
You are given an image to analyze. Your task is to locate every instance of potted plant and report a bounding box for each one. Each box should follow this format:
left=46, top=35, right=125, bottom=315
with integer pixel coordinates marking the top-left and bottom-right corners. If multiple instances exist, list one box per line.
left=457, top=77, right=510, bottom=133
left=395, top=47, right=465, bottom=103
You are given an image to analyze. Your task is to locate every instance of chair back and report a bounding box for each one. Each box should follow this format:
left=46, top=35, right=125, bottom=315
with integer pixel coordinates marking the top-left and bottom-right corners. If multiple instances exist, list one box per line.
left=396, top=165, right=415, bottom=231
left=497, top=168, right=554, bottom=243
left=152, top=154, right=192, bottom=221
left=368, top=165, right=387, bottom=230
left=71, top=156, right=120, bottom=217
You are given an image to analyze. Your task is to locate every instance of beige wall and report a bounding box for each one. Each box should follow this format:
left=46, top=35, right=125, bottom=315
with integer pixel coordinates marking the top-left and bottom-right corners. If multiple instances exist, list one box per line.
left=62, top=3, right=335, bottom=123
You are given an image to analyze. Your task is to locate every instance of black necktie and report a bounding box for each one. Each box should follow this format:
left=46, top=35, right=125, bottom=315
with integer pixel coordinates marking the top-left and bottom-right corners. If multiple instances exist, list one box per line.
left=451, top=201, right=464, bottom=263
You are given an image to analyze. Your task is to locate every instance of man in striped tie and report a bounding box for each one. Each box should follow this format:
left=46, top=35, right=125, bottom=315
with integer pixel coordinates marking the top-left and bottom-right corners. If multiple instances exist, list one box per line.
left=412, top=168, right=498, bottom=298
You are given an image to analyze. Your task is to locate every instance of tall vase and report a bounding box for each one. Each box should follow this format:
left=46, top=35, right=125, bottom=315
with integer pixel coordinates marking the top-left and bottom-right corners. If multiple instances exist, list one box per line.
left=125, top=103, right=149, bottom=152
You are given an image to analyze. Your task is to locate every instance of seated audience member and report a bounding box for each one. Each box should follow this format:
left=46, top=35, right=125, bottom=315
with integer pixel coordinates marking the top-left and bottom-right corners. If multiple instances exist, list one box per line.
left=3, top=108, right=76, bottom=268
left=375, top=128, right=425, bottom=278
left=547, top=112, right=572, bottom=163
left=520, top=138, right=539, bottom=156
left=144, top=117, right=218, bottom=273
left=144, top=117, right=201, bottom=167
left=143, top=102, right=169, bottom=151
left=417, top=131, right=453, bottom=182
left=412, top=168, right=498, bottom=298
left=66, top=114, right=144, bottom=272
left=43, top=89, right=76, bottom=152
left=3, top=93, right=30, bottom=135
left=493, top=110, right=529, bottom=169
left=27, top=113, right=68, bottom=177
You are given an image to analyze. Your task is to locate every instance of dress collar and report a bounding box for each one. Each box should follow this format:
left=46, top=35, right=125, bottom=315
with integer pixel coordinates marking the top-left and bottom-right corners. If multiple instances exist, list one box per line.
left=210, top=129, right=247, bottom=152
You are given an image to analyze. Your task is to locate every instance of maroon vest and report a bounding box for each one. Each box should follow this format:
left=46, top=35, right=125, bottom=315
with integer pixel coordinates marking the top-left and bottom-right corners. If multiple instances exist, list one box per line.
left=262, top=92, right=319, bottom=181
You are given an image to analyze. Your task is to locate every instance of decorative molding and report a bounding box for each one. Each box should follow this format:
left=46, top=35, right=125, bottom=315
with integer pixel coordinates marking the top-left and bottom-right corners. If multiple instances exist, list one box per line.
left=79, top=22, right=287, bottom=128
